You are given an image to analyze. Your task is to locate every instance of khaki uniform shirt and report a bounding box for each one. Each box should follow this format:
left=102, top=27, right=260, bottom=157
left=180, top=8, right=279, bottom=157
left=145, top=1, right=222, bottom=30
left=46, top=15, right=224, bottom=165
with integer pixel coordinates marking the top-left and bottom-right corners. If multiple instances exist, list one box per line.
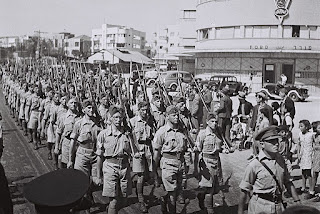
left=196, top=127, right=222, bottom=154
left=239, top=151, right=291, bottom=195
left=70, top=117, right=101, bottom=149
left=153, top=123, right=187, bottom=154
left=96, top=125, right=131, bottom=157
left=56, top=110, right=80, bottom=139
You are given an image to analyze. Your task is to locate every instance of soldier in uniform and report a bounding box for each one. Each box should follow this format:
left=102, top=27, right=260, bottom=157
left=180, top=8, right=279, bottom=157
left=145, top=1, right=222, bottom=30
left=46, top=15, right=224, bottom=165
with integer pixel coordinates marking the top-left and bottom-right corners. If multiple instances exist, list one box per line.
left=98, top=92, right=110, bottom=127
left=26, top=85, right=42, bottom=150
left=18, top=82, right=29, bottom=135
left=153, top=105, right=188, bottom=214
left=238, top=126, right=300, bottom=214
left=131, top=91, right=145, bottom=116
left=195, top=112, right=222, bottom=214
left=68, top=99, right=101, bottom=204
left=39, top=86, right=54, bottom=141
left=42, top=91, right=60, bottom=160
left=202, top=84, right=212, bottom=128
left=96, top=106, right=133, bottom=214
left=130, top=101, right=155, bottom=212
left=55, top=97, right=80, bottom=169
left=189, top=85, right=203, bottom=131
left=151, top=95, right=165, bottom=129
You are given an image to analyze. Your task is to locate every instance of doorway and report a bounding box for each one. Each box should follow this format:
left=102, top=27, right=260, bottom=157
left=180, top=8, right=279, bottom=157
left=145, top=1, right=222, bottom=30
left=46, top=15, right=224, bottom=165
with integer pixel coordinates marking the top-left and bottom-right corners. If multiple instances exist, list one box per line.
left=264, top=64, right=276, bottom=84
left=282, top=64, right=294, bottom=84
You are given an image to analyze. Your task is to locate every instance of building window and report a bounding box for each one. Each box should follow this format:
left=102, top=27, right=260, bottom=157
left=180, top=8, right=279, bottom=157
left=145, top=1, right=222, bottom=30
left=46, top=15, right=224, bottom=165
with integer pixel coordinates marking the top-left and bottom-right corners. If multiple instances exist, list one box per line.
left=116, top=43, right=125, bottom=47
left=216, top=27, right=234, bottom=39
left=245, top=26, right=253, bottom=38
left=270, top=26, right=278, bottom=38
left=310, top=26, right=318, bottom=39
left=183, top=10, right=196, bottom=19
left=283, top=26, right=292, bottom=38
left=160, top=46, right=163, bottom=49
left=170, top=43, right=174, bottom=47
left=234, top=27, right=241, bottom=38
left=253, top=26, right=270, bottom=38
left=75, top=42, right=79, bottom=47
left=292, top=26, right=300, bottom=37
left=201, top=29, right=209, bottom=39
left=65, top=42, right=69, bottom=47
left=300, top=26, right=309, bottom=38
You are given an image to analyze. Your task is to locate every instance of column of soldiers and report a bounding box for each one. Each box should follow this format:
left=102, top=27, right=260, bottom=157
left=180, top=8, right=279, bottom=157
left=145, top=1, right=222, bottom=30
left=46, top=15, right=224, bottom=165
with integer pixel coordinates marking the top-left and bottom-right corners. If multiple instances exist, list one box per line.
left=0, top=62, right=301, bottom=214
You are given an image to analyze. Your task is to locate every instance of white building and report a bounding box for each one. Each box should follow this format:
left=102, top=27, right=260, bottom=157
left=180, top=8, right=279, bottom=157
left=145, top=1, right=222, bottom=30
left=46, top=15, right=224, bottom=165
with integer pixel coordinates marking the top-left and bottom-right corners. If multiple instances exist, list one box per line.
left=64, top=35, right=91, bottom=59
left=91, top=24, right=146, bottom=55
left=0, top=36, right=19, bottom=48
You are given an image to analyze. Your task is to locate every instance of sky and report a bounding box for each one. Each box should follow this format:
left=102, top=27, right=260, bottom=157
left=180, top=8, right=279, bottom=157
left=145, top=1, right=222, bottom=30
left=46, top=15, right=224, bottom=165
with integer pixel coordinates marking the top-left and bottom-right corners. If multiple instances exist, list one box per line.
left=0, top=0, right=180, bottom=41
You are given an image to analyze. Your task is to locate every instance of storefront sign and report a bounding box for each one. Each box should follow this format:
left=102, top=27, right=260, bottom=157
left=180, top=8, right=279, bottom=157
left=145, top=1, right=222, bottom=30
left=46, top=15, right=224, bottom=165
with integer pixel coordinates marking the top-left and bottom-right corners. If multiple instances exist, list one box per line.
left=274, top=0, right=291, bottom=24
left=249, top=45, right=312, bottom=50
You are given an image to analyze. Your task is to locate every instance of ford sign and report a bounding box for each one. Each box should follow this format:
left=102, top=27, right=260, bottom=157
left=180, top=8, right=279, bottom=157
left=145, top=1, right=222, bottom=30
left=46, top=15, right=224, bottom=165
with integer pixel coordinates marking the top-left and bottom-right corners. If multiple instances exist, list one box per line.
left=275, top=8, right=288, bottom=17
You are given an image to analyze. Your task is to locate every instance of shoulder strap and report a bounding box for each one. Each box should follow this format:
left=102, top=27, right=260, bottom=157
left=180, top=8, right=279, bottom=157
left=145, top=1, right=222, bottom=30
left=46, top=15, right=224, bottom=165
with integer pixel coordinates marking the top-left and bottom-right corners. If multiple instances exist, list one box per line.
left=256, top=157, right=282, bottom=193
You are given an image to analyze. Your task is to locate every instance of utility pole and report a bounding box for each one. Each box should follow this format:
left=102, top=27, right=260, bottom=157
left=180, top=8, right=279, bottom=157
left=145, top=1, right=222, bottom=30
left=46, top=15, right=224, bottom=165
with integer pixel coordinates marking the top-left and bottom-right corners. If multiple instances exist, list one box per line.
left=34, top=30, right=48, bottom=59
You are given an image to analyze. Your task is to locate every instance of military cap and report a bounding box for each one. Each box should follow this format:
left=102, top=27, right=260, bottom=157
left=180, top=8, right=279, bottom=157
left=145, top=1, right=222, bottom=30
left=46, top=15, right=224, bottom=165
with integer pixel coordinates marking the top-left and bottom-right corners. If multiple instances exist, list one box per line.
left=109, top=105, right=124, bottom=116
left=173, top=96, right=185, bottom=104
left=207, top=111, right=218, bottom=121
left=24, top=169, right=90, bottom=214
left=81, top=99, right=92, bottom=109
left=166, top=105, right=179, bottom=115
left=238, top=91, right=246, bottom=99
left=256, top=91, right=268, bottom=100
left=220, top=87, right=229, bottom=95
left=254, top=126, right=282, bottom=142
left=138, top=101, right=149, bottom=110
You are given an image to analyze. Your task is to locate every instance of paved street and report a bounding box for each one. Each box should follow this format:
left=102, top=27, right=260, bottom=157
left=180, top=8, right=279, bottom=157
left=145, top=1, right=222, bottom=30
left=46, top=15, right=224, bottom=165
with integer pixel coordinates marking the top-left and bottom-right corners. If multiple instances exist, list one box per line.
left=1, top=88, right=320, bottom=214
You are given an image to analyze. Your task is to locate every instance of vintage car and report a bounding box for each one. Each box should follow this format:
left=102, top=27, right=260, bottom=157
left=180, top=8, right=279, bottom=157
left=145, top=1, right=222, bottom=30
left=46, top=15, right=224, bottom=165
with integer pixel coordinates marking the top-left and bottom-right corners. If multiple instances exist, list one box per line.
left=208, top=75, right=248, bottom=96
left=260, top=83, right=309, bottom=102
left=158, top=70, right=192, bottom=91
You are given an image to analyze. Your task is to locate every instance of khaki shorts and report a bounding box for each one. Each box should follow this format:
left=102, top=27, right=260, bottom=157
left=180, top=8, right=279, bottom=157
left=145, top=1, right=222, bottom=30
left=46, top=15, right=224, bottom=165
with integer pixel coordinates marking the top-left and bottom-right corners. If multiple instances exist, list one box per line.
left=132, top=154, right=153, bottom=173
left=74, top=147, right=97, bottom=179
left=27, top=111, right=39, bottom=129
left=61, top=138, right=71, bottom=164
left=161, top=157, right=184, bottom=192
left=248, top=194, right=283, bottom=214
left=199, top=156, right=222, bottom=189
left=102, top=160, right=132, bottom=197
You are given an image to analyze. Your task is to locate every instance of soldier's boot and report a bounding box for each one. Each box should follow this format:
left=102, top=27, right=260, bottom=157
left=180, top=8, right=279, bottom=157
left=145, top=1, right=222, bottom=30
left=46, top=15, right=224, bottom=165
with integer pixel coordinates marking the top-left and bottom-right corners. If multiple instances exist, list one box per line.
left=204, top=194, right=214, bottom=214
left=160, top=195, right=168, bottom=214
left=137, top=182, right=148, bottom=213
left=167, top=198, right=176, bottom=214
left=197, top=192, right=205, bottom=210
left=107, top=198, right=118, bottom=214
left=177, top=175, right=187, bottom=204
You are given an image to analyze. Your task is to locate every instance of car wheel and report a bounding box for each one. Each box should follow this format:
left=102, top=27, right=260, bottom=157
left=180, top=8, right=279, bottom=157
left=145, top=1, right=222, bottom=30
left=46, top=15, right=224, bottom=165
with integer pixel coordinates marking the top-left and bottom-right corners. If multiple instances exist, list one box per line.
left=170, top=84, right=177, bottom=91
left=289, top=92, right=299, bottom=102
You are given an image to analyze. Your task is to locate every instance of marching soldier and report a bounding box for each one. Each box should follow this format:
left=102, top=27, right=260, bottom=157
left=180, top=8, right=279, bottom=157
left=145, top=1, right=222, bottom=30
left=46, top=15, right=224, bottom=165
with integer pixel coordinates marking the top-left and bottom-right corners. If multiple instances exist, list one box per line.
left=26, top=85, right=42, bottom=150
left=96, top=106, right=133, bottom=214
left=238, top=126, right=300, bottom=214
left=153, top=105, right=189, bottom=214
left=55, top=97, right=80, bottom=169
left=130, top=101, right=155, bottom=212
left=195, top=112, right=223, bottom=214
left=151, top=95, right=166, bottom=129
left=68, top=99, right=101, bottom=205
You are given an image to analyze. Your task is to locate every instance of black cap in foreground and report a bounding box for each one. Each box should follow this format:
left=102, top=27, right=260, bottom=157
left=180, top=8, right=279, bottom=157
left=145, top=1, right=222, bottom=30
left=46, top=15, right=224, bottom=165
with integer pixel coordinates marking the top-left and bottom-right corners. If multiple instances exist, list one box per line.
left=24, top=169, right=90, bottom=214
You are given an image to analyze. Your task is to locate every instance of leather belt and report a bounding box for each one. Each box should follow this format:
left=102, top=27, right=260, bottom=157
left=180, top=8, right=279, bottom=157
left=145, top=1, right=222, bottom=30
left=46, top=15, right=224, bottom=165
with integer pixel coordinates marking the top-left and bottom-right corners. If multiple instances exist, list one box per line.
left=162, top=152, right=184, bottom=160
left=106, top=156, right=129, bottom=165
left=202, top=153, right=219, bottom=159
left=254, top=193, right=282, bottom=203
left=138, top=139, right=151, bottom=145
left=77, top=146, right=94, bottom=154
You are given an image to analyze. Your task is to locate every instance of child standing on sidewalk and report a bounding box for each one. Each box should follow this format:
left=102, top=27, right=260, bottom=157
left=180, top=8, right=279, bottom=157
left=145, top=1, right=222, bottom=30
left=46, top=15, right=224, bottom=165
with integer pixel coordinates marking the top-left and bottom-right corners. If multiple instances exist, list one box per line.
left=311, top=121, right=320, bottom=201
left=297, top=120, right=315, bottom=199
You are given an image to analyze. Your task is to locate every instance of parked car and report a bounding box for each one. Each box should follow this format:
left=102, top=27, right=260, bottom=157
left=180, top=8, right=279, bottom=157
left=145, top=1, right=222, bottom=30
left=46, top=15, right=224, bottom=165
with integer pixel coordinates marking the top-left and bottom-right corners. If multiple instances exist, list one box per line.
left=158, top=70, right=192, bottom=91
left=208, top=75, right=248, bottom=96
left=260, top=83, right=309, bottom=102
left=130, top=69, right=159, bottom=86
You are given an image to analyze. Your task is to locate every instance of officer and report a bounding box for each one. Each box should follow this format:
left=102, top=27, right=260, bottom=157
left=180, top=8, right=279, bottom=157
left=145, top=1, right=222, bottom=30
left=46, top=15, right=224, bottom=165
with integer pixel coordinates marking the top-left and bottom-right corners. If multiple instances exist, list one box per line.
left=195, top=112, right=222, bottom=214
left=24, top=168, right=90, bottom=214
left=55, top=97, right=79, bottom=169
left=153, top=105, right=188, bottom=214
left=238, top=126, right=300, bottom=214
left=96, top=105, right=133, bottom=214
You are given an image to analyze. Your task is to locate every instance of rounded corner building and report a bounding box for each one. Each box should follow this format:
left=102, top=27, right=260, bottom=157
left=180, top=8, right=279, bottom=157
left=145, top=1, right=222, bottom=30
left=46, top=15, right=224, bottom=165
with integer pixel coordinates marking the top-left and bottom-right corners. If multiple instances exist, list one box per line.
left=194, top=0, right=320, bottom=92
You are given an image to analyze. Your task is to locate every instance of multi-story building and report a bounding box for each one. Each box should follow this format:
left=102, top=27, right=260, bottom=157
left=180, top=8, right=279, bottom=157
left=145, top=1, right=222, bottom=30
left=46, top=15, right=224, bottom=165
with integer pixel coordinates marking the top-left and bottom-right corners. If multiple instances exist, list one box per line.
left=64, top=35, right=91, bottom=59
left=194, top=0, right=320, bottom=92
left=91, top=24, right=146, bottom=54
left=0, top=36, right=19, bottom=48
left=152, top=0, right=197, bottom=72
